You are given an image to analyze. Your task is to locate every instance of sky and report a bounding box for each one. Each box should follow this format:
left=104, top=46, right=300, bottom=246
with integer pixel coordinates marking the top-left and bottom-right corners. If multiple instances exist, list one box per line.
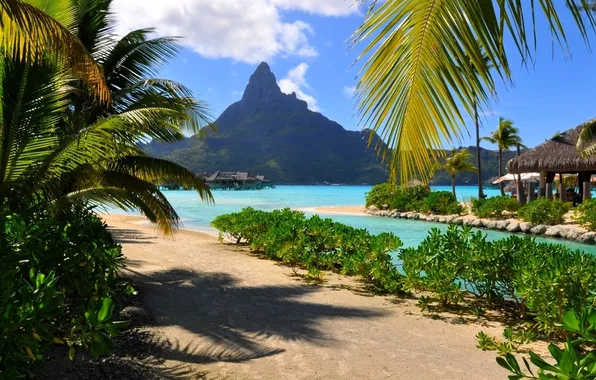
left=111, top=0, right=596, bottom=150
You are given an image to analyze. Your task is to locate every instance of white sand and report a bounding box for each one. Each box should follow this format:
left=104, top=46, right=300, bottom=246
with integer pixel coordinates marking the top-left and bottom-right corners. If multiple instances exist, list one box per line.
left=104, top=214, right=510, bottom=379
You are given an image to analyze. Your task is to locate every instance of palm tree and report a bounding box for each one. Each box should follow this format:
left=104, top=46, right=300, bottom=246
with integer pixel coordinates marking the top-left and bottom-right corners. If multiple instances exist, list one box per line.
left=482, top=118, right=524, bottom=196
left=0, top=0, right=214, bottom=234
left=439, top=149, right=476, bottom=199
left=1, top=0, right=109, bottom=101
left=350, top=1, right=595, bottom=184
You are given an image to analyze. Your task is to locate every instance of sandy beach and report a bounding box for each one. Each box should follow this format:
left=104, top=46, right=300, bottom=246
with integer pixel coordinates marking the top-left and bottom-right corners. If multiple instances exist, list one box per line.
left=104, top=214, right=510, bottom=379
left=301, top=205, right=369, bottom=216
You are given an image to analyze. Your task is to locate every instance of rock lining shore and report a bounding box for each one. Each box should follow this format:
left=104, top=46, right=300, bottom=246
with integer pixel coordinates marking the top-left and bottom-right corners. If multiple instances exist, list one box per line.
left=364, top=208, right=596, bottom=245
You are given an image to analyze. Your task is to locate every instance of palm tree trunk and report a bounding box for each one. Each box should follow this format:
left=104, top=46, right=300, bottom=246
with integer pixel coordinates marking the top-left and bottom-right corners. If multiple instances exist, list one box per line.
left=452, top=174, right=456, bottom=199
left=475, top=101, right=484, bottom=199
left=516, top=144, right=526, bottom=204
left=499, top=149, right=505, bottom=196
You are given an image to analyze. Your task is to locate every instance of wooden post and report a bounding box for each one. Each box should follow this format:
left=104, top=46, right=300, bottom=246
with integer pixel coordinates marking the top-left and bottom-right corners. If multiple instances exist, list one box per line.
left=528, top=182, right=537, bottom=202
left=546, top=182, right=553, bottom=200
left=539, top=171, right=546, bottom=198
left=584, top=181, right=592, bottom=201
left=517, top=177, right=526, bottom=205
left=559, top=173, right=566, bottom=202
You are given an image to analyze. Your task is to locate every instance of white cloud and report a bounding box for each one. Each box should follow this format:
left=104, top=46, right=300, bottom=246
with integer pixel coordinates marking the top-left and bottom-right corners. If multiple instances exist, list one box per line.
left=270, top=0, right=361, bottom=16
left=111, top=0, right=358, bottom=64
left=278, top=63, right=319, bottom=111
left=343, top=85, right=356, bottom=98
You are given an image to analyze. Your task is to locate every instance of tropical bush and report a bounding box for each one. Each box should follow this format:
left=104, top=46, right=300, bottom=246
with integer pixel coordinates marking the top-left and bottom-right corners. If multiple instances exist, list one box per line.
left=518, top=198, right=570, bottom=225
left=471, top=196, right=520, bottom=219
left=0, top=206, right=128, bottom=377
left=574, top=198, right=596, bottom=231
left=399, top=225, right=596, bottom=335
left=420, top=191, right=463, bottom=215
left=499, top=307, right=596, bottom=379
left=365, top=183, right=430, bottom=211
left=365, top=184, right=461, bottom=215
left=212, top=208, right=403, bottom=293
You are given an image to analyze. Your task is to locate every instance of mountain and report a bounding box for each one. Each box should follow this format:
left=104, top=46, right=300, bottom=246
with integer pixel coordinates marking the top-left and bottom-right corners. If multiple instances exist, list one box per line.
left=143, top=62, right=388, bottom=184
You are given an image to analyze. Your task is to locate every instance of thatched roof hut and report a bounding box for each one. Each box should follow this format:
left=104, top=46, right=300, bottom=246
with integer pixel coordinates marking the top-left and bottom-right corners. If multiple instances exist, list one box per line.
left=508, top=119, right=596, bottom=174
left=506, top=118, right=596, bottom=202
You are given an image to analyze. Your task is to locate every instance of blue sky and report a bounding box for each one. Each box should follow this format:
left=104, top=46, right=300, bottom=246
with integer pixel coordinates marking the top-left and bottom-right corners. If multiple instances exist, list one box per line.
left=112, top=1, right=596, bottom=150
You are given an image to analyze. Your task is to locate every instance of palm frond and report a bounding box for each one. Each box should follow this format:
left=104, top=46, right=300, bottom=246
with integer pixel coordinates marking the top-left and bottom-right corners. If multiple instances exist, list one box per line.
left=103, top=29, right=180, bottom=90
left=108, top=155, right=213, bottom=203
left=350, top=0, right=595, bottom=183
left=0, top=0, right=110, bottom=101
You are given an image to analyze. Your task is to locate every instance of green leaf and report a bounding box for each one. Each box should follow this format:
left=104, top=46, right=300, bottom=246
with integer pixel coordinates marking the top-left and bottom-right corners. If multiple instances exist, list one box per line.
left=68, top=346, right=75, bottom=361
left=97, top=297, right=114, bottom=324
left=562, top=310, right=580, bottom=332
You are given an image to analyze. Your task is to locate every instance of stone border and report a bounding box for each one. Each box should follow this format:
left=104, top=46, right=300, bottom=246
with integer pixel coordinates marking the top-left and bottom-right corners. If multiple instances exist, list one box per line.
left=364, top=209, right=596, bottom=245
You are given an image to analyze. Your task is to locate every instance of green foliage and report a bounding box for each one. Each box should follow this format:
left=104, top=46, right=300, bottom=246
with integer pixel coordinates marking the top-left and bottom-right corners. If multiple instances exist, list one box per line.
left=574, top=198, right=596, bottom=231
left=212, top=208, right=404, bottom=293
left=472, top=196, right=520, bottom=219
left=420, top=191, right=463, bottom=215
left=365, top=184, right=430, bottom=211
left=518, top=198, right=570, bottom=225
left=0, top=207, right=127, bottom=377
left=399, top=226, right=596, bottom=335
left=498, top=307, right=596, bottom=379
left=366, top=185, right=461, bottom=215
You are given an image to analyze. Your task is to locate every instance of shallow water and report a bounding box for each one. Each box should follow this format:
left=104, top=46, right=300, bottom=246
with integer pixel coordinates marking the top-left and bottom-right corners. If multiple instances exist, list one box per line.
left=109, top=185, right=596, bottom=253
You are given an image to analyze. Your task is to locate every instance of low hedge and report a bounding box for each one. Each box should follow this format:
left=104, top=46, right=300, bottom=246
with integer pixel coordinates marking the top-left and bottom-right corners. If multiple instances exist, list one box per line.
left=517, top=198, right=570, bottom=225
left=471, top=196, right=520, bottom=219
left=212, top=207, right=403, bottom=293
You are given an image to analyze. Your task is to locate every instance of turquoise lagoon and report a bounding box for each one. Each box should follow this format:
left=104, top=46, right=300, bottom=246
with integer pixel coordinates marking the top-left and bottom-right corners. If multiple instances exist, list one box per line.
left=118, top=185, right=596, bottom=253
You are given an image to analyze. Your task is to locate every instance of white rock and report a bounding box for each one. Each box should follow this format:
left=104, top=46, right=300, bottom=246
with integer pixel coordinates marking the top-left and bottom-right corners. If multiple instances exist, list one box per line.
left=506, top=221, right=521, bottom=232
left=530, top=225, right=547, bottom=235
left=519, top=222, right=533, bottom=233
left=544, top=226, right=561, bottom=237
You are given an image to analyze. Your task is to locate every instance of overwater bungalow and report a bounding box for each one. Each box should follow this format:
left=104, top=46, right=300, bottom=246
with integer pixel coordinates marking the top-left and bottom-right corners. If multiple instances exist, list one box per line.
left=203, top=171, right=275, bottom=190
left=507, top=119, right=596, bottom=203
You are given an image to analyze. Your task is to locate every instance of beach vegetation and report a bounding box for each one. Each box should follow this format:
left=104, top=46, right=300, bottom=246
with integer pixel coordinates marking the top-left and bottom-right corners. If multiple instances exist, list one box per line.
left=399, top=225, right=596, bottom=335
left=212, top=208, right=404, bottom=293
left=419, top=191, right=463, bottom=215
left=518, top=198, right=570, bottom=225
left=0, top=205, right=128, bottom=377
left=365, top=184, right=461, bottom=215
left=472, top=196, right=520, bottom=219
left=498, top=307, right=596, bottom=379
left=574, top=198, right=596, bottom=231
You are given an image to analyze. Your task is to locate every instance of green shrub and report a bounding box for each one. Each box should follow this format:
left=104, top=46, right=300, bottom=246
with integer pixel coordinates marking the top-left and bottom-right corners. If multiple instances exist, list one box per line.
left=365, top=183, right=430, bottom=211
left=420, top=191, right=462, bottom=215
left=574, top=198, right=596, bottom=231
left=399, top=225, right=596, bottom=335
left=499, top=307, right=596, bottom=379
left=0, top=207, right=127, bottom=377
left=471, top=196, right=520, bottom=219
left=212, top=208, right=404, bottom=293
left=518, top=198, right=570, bottom=225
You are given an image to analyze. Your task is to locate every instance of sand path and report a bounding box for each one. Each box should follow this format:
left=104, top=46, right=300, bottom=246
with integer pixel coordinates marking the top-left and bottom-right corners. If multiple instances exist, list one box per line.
left=105, top=214, right=508, bottom=380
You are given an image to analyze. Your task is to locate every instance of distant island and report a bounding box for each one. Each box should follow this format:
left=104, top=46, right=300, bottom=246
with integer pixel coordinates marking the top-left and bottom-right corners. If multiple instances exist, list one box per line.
left=143, top=62, right=514, bottom=186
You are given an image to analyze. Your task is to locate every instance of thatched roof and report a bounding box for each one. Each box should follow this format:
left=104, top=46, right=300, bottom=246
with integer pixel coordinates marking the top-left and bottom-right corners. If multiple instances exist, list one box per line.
left=507, top=119, right=596, bottom=174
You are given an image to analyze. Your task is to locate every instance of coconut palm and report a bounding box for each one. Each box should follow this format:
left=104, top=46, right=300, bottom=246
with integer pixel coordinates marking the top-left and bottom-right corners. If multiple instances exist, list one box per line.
left=482, top=118, right=524, bottom=196
left=1, top=0, right=109, bottom=100
left=439, top=149, right=476, bottom=199
left=350, top=1, right=595, bottom=184
left=0, top=0, right=213, bottom=234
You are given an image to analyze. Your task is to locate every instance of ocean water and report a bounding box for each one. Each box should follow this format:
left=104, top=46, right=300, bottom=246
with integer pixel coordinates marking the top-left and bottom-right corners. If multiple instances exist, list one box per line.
left=112, top=185, right=596, bottom=253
